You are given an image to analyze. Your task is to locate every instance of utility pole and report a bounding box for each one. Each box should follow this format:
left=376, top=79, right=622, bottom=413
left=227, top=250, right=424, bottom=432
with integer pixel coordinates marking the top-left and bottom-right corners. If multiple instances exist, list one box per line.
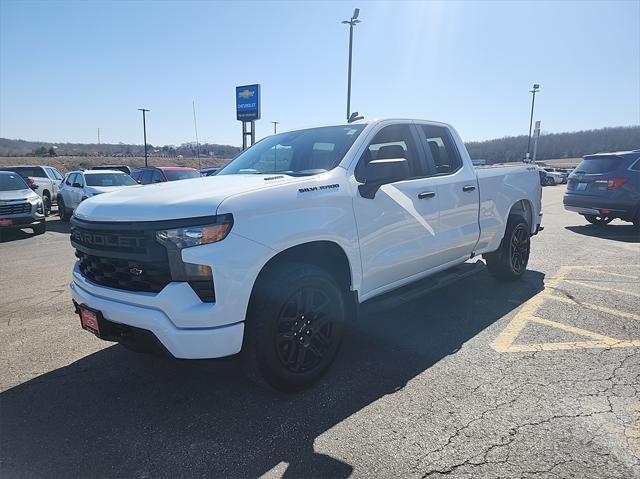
left=192, top=101, right=201, bottom=170
left=342, top=8, right=361, bottom=120
left=526, top=84, right=540, bottom=161
left=272, top=121, right=279, bottom=134
left=532, top=120, right=541, bottom=162
left=138, top=108, right=150, bottom=167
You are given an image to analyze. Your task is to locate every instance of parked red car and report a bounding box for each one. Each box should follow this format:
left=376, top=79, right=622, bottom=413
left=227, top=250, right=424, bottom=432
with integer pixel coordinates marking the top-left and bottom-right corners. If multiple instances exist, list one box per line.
left=131, top=167, right=200, bottom=184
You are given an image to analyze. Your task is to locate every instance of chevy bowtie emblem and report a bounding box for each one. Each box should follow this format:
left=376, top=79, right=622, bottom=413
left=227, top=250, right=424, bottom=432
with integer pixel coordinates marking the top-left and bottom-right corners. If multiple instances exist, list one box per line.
left=238, top=89, right=254, bottom=99
left=129, top=267, right=143, bottom=276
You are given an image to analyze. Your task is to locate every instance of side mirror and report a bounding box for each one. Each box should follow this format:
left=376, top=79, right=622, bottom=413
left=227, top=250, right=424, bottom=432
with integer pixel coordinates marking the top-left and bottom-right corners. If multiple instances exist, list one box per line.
left=30, top=184, right=38, bottom=191
left=358, top=158, right=410, bottom=199
left=73, top=182, right=82, bottom=188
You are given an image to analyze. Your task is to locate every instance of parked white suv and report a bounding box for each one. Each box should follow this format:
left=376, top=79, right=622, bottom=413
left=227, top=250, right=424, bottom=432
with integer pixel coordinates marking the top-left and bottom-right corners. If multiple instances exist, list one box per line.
left=57, top=170, right=137, bottom=221
left=4, top=165, right=63, bottom=215
left=69, top=119, right=543, bottom=390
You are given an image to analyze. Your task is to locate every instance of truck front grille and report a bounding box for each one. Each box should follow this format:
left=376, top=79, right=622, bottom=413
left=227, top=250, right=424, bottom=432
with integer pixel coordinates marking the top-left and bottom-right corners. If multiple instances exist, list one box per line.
left=75, top=250, right=171, bottom=293
left=0, top=202, right=31, bottom=215
left=71, top=220, right=172, bottom=294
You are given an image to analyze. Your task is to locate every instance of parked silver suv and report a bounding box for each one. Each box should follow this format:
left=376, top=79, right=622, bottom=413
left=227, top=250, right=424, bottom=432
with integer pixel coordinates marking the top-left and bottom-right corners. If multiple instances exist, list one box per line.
left=0, top=171, right=46, bottom=236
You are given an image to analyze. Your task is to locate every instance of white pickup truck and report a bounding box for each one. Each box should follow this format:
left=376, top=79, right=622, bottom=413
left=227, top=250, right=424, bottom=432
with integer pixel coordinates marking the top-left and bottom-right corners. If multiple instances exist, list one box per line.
left=69, top=119, right=542, bottom=390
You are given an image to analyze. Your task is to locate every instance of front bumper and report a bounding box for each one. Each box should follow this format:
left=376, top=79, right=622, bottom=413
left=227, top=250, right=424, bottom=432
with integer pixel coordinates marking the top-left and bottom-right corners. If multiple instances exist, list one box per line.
left=68, top=232, right=274, bottom=359
left=0, top=214, right=44, bottom=229
left=70, top=275, right=244, bottom=359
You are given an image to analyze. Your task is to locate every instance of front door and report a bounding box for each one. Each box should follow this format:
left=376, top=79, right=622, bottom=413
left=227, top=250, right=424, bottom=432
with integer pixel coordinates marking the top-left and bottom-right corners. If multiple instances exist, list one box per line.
left=352, top=122, right=441, bottom=299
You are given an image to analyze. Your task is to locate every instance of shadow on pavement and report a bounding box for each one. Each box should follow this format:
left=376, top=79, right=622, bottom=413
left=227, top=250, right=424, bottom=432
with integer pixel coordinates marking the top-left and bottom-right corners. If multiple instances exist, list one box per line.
left=44, top=216, right=71, bottom=234
left=565, top=224, right=640, bottom=243
left=1, top=269, right=545, bottom=478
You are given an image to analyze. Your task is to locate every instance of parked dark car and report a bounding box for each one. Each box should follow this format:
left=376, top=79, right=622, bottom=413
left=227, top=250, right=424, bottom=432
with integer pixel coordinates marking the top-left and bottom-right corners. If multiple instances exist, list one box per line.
left=563, top=150, right=640, bottom=227
left=130, top=167, right=200, bottom=184
left=200, top=167, right=220, bottom=176
left=91, top=165, right=133, bottom=175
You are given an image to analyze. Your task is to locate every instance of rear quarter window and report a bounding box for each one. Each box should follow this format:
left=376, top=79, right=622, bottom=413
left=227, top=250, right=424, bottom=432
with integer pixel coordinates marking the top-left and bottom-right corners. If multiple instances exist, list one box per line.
left=574, top=156, right=621, bottom=174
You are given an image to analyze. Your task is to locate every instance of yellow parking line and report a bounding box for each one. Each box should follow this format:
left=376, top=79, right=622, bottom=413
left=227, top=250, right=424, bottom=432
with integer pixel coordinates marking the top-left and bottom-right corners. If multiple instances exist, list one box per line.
left=570, top=266, right=640, bottom=280
left=563, top=280, right=640, bottom=299
left=548, top=294, right=640, bottom=321
left=491, top=265, right=640, bottom=353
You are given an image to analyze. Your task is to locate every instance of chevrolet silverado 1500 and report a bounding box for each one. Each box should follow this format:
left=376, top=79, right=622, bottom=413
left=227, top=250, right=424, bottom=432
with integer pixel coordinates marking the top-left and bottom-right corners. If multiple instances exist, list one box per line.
left=69, top=119, right=542, bottom=390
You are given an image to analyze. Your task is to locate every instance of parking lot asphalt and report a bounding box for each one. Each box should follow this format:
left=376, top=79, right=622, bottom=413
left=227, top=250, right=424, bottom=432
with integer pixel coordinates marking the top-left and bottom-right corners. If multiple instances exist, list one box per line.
left=1, top=185, right=639, bottom=478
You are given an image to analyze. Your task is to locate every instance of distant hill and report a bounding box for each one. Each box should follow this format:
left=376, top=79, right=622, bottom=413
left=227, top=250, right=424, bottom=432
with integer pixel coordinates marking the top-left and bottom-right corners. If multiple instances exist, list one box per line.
left=2, top=124, right=638, bottom=165
left=0, top=138, right=241, bottom=159
left=465, top=125, right=640, bottom=163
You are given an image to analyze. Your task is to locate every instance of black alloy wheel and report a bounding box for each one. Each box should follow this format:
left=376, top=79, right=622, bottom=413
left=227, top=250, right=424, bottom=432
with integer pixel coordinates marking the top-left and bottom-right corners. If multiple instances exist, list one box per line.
left=275, top=287, right=335, bottom=374
left=509, top=223, right=530, bottom=275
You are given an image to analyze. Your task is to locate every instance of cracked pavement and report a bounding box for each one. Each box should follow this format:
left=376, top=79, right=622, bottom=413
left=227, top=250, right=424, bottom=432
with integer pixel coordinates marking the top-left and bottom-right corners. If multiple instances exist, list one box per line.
left=1, top=186, right=639, bottom=478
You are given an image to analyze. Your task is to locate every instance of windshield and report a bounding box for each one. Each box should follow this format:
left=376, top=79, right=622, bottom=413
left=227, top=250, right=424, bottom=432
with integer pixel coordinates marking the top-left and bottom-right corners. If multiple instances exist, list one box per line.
left=164, top=169, right=200, bottom=181
left=218, top=125, right=366, bottom=176
left=85, top=173, right=137, bottom=187
left=0, top=172, right=28, bottom=191
left=574, top=157, right=621, bottom=174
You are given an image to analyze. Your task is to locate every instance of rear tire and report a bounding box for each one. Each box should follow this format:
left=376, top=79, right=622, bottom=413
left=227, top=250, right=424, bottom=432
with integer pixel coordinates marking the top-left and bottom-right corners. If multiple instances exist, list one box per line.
left=242, top=263, right=346, bottom=392
left=543, top=176, right=555, bottom=186
left=43, top=195, right=51, bottom=217
left=484, top=215, right=530, bottom=282
left=584, top=214, right=613, bottom=226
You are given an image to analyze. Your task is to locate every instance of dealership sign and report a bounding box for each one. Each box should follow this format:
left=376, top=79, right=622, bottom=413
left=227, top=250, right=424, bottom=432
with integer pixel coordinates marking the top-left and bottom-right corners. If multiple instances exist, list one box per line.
left=236, top=84, right=261, bottom=121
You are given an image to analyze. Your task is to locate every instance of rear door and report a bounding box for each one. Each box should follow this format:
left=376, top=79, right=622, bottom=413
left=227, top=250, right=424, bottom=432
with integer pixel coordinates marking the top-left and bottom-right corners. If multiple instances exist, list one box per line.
left=352, top=122, right=442, bottom=298
left=416, top=123, right=480, bottom=264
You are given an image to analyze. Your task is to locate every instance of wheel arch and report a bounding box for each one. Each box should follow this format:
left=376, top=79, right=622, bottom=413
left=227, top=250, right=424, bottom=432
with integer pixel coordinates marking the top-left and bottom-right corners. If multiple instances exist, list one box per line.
left=248, top=240, right=358, bottom=318
left=508, top=199, right=534, bottom=234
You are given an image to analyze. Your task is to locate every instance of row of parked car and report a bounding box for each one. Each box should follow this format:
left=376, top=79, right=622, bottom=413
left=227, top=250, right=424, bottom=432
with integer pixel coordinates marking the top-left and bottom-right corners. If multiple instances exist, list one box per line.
left=539, top=166, right=573, bottom=186
left=0, top=164, right=221, bottom=235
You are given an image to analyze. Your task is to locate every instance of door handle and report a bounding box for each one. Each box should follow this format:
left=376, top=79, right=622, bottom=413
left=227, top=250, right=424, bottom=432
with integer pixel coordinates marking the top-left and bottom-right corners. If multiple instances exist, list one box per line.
left=418, top=191, right=436, bottom=199
left=462, top=185, right=476, bottom=192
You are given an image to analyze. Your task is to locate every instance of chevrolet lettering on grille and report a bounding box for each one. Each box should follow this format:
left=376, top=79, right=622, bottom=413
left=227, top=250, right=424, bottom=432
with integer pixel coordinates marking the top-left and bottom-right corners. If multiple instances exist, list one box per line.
left=71, top=229, right=146, bottom=250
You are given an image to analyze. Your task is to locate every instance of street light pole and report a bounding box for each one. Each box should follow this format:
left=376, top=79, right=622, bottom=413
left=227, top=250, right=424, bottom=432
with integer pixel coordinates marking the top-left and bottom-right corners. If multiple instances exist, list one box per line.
left=526, top=84, right=540, bottom=160
left=342, top=8, right=361, bottom=120
left=138, top=108, right=150, bottom=167
left=272, top=121, right=279, bottom=134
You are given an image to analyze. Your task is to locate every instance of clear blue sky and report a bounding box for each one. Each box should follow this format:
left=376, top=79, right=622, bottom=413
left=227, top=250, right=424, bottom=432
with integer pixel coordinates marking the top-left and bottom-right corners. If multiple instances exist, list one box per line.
left=1, top=0, right=638, bottom=147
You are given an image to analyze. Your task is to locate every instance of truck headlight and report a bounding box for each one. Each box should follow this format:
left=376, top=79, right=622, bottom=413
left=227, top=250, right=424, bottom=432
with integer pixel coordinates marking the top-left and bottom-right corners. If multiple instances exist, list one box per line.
left=156, top=214, right=233, bottom=249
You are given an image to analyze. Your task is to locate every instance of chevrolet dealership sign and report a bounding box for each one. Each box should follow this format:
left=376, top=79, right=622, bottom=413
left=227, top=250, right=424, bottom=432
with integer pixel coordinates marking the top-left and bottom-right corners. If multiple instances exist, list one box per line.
left=236, top=84, right=261, bottom=121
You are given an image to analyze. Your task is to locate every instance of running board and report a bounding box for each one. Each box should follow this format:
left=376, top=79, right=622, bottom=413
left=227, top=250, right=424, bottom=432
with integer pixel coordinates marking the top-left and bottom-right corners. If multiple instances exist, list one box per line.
left=360, top=261, right=485, bottom=314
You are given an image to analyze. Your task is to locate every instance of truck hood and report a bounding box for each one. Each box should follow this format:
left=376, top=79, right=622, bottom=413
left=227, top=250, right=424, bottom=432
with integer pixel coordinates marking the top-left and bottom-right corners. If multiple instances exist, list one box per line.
left=74, top=174, right=295, bottom=222
left=0, top=188, right=39, bottom=202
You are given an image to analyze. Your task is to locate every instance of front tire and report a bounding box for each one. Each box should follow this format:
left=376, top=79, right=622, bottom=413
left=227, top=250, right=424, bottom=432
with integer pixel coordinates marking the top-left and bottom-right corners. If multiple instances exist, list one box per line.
left=584, top=214, right=613, bottom=226
left=484, top=215, right=531, bottom=281
left=242, top=263, right=346, bottom=392
left=33, top=222, right=46, bottom=235
left=58, top=198, right=70, bottom=222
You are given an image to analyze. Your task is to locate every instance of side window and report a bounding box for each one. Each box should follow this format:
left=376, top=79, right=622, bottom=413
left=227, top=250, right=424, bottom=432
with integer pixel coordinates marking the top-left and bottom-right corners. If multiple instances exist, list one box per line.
left=140, top=170, right=153, bottom=184
left=68, top=173, right=78, bottom=186
left=630, top=159, right=640, bottom=171
left=34, top=167, right=47, bottom=178
left=76, top=174, right=85, bottom=187
left=51, top=168, right=64, bottom=181
left=151, top=170, right=164, bottom=183
left=420, top=125, right=462, bottom=175
left=356, top=124, right=423, bottom=181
